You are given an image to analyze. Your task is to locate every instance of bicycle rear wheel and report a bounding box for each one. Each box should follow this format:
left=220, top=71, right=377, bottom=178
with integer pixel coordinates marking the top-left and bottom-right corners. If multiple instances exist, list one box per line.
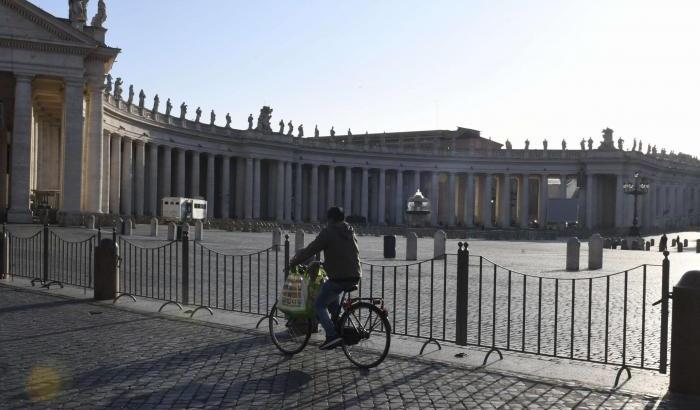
left=269, top=303, right=312, bottom=355
left=340, top=301, right=391, bottom=368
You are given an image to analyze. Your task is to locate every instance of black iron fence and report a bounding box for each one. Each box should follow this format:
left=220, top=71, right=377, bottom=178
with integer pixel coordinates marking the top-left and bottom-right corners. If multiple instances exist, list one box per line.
left=0, top=225, right=671, bottom=383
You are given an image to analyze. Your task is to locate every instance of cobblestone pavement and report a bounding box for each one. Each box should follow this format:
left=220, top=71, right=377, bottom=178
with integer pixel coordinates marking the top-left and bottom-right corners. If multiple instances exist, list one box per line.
left=0, top=285, right=681, bottom=409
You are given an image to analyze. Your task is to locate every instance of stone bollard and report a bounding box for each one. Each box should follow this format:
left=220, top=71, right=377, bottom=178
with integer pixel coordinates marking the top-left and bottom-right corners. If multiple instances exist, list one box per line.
left=406, top=232, right=418, bottom=261
left=697, top=239, right=700, bottom=254
left=588, top=234, right=603, bottom=270
left=646, top=241, right=651, bottom=251
left=672, top=239, right=677, bottom=247
left=566, top=237, right=580, bottom=271
left=434, top=230, right=446, bottom=259
left=650, top=238, right=655, bottom=247
left=670, top=271, right=700, bottom=394
left=94, top=239, right=119, bottom=300
left=195, top=220, right=203, bottom=241
left=678, top=242, right=683, bottom=253
left=272, top=228, right=282, bottom=248
left=124, top=218, right=133, bottom=236
left=167, top=222, right=177, bottom=240
left=150, top=218, right=159, bottom=237
left=86, top=215, right=96, bottom=230
left=684, top=239, right=689, bottom=248
left=295, top=230, right=305, bottom=252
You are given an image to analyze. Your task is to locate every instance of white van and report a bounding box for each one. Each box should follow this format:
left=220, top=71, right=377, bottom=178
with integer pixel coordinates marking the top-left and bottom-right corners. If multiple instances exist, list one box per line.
left=161, top=197, right=207, bottom=221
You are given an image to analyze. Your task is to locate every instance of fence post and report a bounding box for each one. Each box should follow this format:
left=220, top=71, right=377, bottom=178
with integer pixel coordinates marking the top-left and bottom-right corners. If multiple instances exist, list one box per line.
left=42, top=224, right=49, bottom=283
left=181, top=230, right=190, bottom=305
left=284, top=234, right=290, bottom=277
left=112, top=225, right=117, bottom=243
left=97, top=225, right=102, bottom=243
left=456, top=242, right=469, bottom=346
left=660, top=251, right=670, bottom=374
left=0, top=224, right=7, bottom=279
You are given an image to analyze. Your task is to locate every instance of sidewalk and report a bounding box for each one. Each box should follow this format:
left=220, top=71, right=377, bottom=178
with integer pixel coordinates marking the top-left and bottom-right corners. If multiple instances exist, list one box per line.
left=0, top=281, right=697, bottom=409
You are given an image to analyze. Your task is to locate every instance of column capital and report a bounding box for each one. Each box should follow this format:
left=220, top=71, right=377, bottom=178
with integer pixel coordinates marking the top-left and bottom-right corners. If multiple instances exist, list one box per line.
left=14, top=73, right=34, bottom=82
left=64, top=77, right=85, bottom=88
left=133, top=139, right=146, bottom=146
left=110, top=133, right=122, bottom=141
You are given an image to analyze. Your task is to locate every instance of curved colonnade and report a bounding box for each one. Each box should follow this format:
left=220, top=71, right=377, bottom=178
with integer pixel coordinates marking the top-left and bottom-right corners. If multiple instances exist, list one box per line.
left=101, top=94, right=700, bottom=231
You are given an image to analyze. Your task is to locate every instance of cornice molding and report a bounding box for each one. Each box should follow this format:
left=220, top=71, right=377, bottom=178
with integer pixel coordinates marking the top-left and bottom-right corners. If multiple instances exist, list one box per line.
left=0, top=0, right=97, bottom=45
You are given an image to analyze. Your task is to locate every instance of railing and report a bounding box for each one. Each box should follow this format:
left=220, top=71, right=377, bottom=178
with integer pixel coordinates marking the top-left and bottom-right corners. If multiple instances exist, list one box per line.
left=117, top=236, right=180, bottom=307
left=0, top=224, right=671, bottom=384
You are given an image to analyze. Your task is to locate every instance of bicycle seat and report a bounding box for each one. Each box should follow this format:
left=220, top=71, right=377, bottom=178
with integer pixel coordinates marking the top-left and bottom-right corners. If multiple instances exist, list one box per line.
left=342, top=283, right=359, bottom=293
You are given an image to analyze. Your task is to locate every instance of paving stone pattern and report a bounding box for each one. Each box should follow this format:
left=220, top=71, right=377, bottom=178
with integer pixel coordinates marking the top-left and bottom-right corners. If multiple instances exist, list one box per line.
left=0, top=286, right=666, bottom=409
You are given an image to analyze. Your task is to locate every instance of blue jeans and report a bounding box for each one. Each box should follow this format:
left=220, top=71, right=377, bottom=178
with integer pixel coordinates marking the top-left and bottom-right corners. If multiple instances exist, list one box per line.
left=314, top=280, right=349, bottom=338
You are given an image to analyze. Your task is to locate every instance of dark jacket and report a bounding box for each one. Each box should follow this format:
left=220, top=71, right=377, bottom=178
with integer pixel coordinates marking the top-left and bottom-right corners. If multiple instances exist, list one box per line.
left=290, top=222, right=361, bottom=281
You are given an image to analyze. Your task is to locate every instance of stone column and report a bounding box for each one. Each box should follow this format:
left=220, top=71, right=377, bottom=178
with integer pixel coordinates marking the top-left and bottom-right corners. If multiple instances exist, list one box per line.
left=585, top=173, right=595, bottom=229
left=175, top=148, right=186, bottom=197
left=245, top=158, right=253, bottom=219
left=276, top=160, right=285, bottom=221
left=120, top=138, right=133, bottom=215
left=378, top=168, right=386, bottom=225
left=538, top=174, right=548, bottom=228
left=395, top=170, right=403, bottom=225
left=344, top=167, right=352, bottom=216
left=361, top=168, right=369, bottom=220
left=295, top=162, right=303, bottom=222
left=253, top=158, right=261, bottom=219
left=500, top=174, right=511, bottom=227
left=464, top=173, right=475, bottom=227
left=220, top=156, right=230, bottom=218
left=134, top=141, right=145, bottom=216
left=327, top=165, right=336, bottom=210
left=615, top=174, right=625, bottom=228
left=85, top=82, right=104, bottom=213
left=519, top=174, right=530, bottom=228
left=430, top=171, right=439, bottom=226
left=483, top=174, right=493, bottom=228
left=284, top=162, right=293, bottom=222
left=560, top=174, right=567, bottom=198
left=109, top=134, right=121, bottom=214
left=147, top=144, right=158, bottom=216
left=7, top=74, right=34, bottom=222
left=190, top=151, right=200, bottom=197
left=447, top=172, right=456, bottom=226
left=310, top=164, right=319, bottom=222
left=161, top=146, right=172, bottom=200
left=101, top=132, right=111, bottom=213
left=205, top=153, right=215, bottom=218
left=61, top=78, right=86, bottom=216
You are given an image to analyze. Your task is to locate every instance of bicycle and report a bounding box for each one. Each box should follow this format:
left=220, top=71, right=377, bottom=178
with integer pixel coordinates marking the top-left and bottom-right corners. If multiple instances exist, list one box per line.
left=268, top=265, right=391, bottom=368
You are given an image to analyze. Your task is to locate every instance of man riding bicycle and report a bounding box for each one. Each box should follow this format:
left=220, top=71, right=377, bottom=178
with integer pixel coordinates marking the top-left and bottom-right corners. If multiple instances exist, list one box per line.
left=289, top=206, right=361, bottom=350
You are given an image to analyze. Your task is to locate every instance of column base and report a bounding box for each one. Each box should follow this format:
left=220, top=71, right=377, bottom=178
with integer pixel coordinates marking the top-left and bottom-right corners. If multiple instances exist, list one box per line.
left=6, top=208, right=32, bottom=223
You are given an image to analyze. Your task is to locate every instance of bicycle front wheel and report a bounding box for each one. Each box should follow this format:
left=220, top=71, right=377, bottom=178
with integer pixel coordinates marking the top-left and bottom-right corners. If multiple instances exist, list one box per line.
left=340, top=301, right=391, bottom=368
left=269, top=303, right=312, bottom=355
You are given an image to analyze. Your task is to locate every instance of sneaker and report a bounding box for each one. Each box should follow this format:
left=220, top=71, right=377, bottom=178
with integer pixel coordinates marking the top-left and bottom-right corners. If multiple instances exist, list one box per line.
left=319, top=336, right=342, bottom=350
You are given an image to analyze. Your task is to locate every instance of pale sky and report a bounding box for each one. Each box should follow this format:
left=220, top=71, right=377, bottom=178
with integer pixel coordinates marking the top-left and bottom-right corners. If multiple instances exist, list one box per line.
left=34, top=0, right=700, bottom=155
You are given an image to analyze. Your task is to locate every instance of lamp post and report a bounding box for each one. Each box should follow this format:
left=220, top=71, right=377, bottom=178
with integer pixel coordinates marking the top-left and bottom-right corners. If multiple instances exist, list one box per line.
left=623, top=171, right=650, bottom=237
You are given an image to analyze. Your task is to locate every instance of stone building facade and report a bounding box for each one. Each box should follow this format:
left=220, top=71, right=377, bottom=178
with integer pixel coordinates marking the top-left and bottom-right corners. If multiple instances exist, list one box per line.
left=1, top=0, right=699, bottom=231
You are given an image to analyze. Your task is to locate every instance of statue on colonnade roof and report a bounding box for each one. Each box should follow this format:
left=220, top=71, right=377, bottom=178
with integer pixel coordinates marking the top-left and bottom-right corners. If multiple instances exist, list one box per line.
left=314, top=125, right=319, bottom=137
left=69, top=0, right=87, bottom=23
left=598, top=127, right=615, bottom=150
left=225, top=113, right=232, bottom=128
left=91, top=0, right=107, bottom=28
left=255, top=106, right=273, bottom=133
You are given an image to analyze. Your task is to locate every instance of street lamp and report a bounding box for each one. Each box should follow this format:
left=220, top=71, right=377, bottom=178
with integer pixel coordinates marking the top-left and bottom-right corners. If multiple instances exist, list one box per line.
left=623, top=171, right=650, bottom=237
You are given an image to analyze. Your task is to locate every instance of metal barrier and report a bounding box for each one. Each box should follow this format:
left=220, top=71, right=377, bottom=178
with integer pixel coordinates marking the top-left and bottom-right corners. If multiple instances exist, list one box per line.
left=0, top=224, right=671, bottom=383
left=117, top=235, right=181, bottom=309
left=48, top=229, right=96, bottom=289
left=452, top=242, right=669, bottom=385
left=186, top=234, right=283, bottom=319
left=359, top=254, right=458, bottom=354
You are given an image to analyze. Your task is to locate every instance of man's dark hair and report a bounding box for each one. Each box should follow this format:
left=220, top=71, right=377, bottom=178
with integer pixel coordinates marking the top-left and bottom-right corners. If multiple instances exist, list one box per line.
left=326, top=206, right=345, bottom=223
